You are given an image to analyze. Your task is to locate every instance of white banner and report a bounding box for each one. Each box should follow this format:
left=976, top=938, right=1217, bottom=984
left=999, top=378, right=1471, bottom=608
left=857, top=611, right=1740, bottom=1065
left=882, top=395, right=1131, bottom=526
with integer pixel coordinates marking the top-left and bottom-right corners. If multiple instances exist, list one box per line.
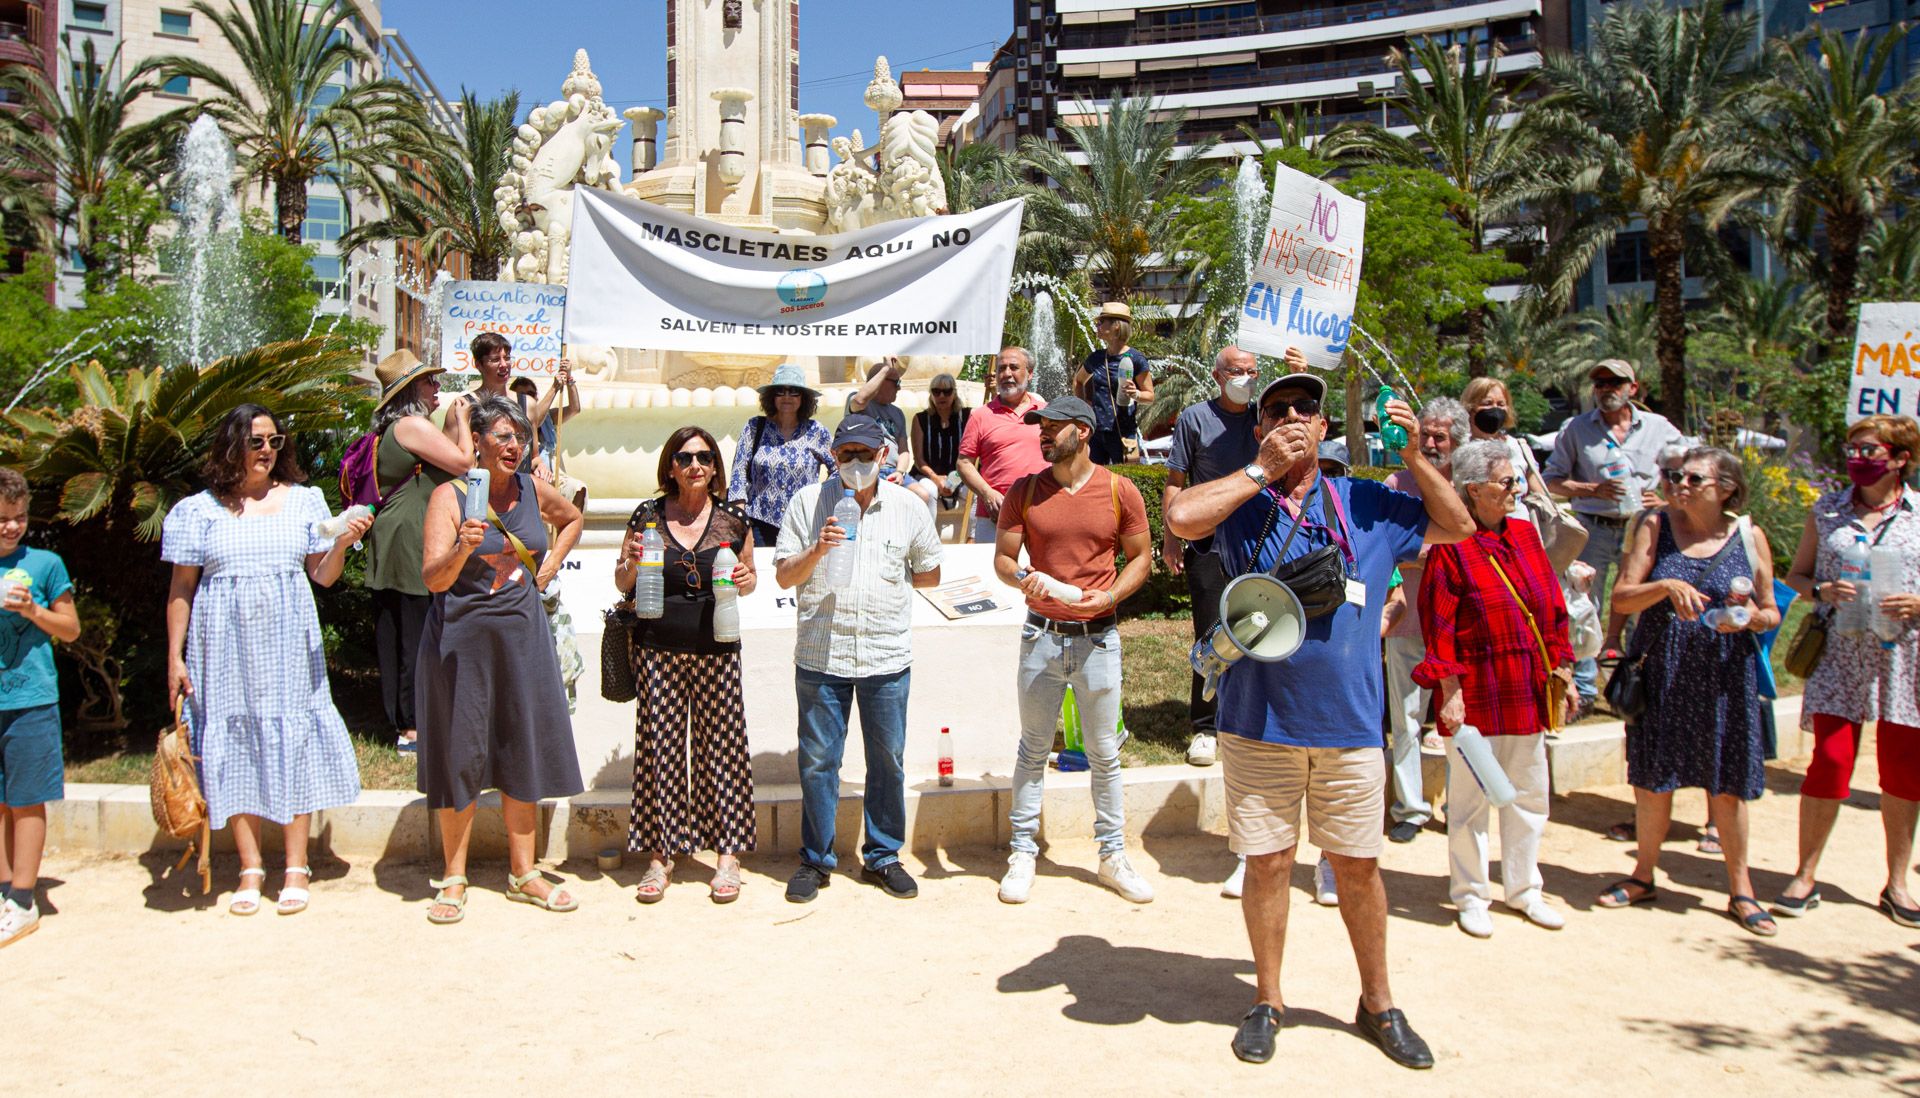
left=1848, top=302, right=1920, bottom=422
left=564, top=188, right=1022, bottom=355
left=440, top=280, right=568, bottom=377
left=1237, top=162, right=1367, bottom=370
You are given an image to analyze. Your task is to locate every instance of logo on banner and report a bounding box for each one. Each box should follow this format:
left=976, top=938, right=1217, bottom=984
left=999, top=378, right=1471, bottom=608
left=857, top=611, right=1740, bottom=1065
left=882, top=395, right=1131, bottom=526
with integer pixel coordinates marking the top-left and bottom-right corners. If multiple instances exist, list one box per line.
left=777, top=269, right=829, bottom=313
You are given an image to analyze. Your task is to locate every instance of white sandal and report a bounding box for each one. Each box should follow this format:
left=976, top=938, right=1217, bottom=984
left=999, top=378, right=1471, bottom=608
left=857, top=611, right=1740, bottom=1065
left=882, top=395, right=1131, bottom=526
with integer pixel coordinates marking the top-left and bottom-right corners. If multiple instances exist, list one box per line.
left=277, top=866, right=311, bottom=916
left=506, top=868, right=578, bottom=913
left=427, top=875, right=468, bottom=925
left=230, top=867, right=266, bottom=916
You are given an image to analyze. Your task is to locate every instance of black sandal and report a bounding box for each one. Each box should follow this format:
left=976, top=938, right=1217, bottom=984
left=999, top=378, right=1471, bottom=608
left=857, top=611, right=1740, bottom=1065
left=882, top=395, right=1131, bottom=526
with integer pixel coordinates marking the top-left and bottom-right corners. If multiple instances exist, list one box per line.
left=1597, top=877, right=1657, bottom=908
left=1605, top=821, right=1636, bottom=842
left=1727, top=895, right=1778, bottom=937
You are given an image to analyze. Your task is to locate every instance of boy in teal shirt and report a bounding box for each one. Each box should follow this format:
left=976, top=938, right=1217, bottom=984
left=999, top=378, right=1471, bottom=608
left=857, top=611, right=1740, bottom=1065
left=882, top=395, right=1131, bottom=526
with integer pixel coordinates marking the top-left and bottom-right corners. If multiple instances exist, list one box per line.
left=0, top=468, right=80, bottom=948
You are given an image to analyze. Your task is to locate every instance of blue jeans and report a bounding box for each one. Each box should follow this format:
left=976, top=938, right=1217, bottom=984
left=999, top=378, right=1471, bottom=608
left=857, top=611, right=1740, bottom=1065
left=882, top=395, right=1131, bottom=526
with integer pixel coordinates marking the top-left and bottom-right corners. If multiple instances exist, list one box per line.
left=1572, top=512, right=1627, bottom=700
left=1010, top=624, right=1126, bottom=858
left=795, top=667, right=910, bottom=871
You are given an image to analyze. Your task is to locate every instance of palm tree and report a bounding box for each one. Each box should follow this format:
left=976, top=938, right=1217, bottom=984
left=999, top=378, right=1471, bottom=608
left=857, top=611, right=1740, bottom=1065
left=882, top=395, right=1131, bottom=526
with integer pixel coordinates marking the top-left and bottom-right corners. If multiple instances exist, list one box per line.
left=340, top=89, right=518, bottom=280
left=143, top=0, right=436, bottom=244
left=1525, top=2, right=1761, bottom=422
left=939, top=142, right=1016, bottom=214
left=1747, top=27, right=1919, bottom=345
left=1705, top=274, right=1816, bottom=361
left=1018, top=95, right=1221, bottom=300
left=0, top=36, right=184, bottom=291
left=1321, top=39, right=1542, bottom=376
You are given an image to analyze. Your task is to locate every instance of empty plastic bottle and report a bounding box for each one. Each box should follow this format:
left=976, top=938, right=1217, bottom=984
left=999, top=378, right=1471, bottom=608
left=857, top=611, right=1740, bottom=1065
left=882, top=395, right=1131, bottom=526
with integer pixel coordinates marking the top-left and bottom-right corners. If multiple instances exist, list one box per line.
left=1727, top=576, right=1754, bottom=604
left=1870, top=546, right=1903, bottom=647
left=825, top=489, right=861, bottom=590
left=1838, top=533, right=1872, bottom=633
left=710, top=545, right=740, bottom=643
left=315, top=502, right=373, bottom=540
left=635, top=522, right=665, bottom=619
left=1376, top=387, right=1408, bottom=451
left=1017, top=568, right=1084, bottom=604
left=1451, top=724, right=1518, bottom=808
left=1701, top=604, right=1752, bottom=631
left=1601, top=437, right=1635, bottom=517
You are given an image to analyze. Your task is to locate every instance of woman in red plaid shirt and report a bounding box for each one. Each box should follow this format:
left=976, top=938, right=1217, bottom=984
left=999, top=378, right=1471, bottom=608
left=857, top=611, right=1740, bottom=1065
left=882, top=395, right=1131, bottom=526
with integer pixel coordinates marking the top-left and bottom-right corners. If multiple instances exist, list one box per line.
left=1415, top=440, right=1579, bottom=938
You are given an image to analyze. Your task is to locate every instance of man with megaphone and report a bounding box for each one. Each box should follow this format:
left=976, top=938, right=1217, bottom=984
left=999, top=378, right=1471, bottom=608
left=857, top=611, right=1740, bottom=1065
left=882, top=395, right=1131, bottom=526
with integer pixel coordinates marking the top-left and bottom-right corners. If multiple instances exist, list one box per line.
left=1167, top=372, right=1472, bottom=1071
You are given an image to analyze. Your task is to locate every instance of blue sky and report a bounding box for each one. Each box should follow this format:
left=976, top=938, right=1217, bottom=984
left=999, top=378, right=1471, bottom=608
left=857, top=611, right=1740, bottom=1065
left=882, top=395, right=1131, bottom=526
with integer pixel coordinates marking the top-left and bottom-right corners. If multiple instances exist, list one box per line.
left=383, top=0, right=1010, bottom=164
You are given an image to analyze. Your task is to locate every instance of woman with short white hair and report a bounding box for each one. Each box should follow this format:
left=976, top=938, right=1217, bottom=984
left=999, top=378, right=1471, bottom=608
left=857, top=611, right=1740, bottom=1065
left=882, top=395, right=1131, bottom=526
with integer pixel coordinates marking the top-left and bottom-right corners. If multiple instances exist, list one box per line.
left=1414, top=440, right=1576, bottom=937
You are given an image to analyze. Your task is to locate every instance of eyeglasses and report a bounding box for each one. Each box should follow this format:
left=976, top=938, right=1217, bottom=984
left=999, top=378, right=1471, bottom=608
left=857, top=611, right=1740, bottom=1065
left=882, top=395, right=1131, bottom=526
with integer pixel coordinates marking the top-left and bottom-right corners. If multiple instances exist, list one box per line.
left=930, top=388, right=956, bottom=395
left=483, top=430, right=527, bottom=447
left=1662, top=469, right=1715, bottom=488
left=246, top=434, right=287, bottom=452
left=1260, top=397, right=1321, bottom=420
left=1844, top=443, right=1890, bottom=459
left=1220, top=369, right=1259, bottom=380
left=1592, top=377, right=1630, bottom=390
left=1482, top=475, right=1522, bottom=491
left=672, top=451, right=717, bottom=468
left=676, top=551, right=702, bottom=591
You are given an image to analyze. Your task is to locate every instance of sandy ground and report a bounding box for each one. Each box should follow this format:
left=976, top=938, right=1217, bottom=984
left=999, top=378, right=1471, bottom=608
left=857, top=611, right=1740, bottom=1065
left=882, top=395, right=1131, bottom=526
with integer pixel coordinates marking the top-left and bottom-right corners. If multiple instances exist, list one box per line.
left=23, top=751, right=1920, bottom=1096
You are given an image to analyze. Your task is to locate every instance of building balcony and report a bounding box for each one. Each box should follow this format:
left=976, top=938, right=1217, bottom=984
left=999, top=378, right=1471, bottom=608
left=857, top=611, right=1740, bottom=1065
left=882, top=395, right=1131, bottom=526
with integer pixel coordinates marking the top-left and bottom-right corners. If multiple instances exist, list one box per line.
left=1059, top=33, right=1537, bottom=104
left=1058, top=0, right=1542, bottom=62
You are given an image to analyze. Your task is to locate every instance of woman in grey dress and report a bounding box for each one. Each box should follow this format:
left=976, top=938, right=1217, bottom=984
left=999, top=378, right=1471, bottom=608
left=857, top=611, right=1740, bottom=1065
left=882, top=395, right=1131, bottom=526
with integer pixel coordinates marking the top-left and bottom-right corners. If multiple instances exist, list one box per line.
left=416, top=396, right=585, bottom=924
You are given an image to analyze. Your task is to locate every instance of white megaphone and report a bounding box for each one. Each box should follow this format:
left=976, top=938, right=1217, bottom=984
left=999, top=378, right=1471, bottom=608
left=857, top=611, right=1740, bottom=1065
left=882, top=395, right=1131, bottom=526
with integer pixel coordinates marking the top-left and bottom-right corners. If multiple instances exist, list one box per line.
left=1189, top=573, right=1307, bottom=702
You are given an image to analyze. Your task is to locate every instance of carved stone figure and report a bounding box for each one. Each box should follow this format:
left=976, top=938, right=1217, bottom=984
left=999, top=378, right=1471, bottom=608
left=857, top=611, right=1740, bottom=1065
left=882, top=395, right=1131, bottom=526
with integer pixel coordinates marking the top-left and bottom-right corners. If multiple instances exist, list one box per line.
left=496, top=50, right=623, bottom=285
left=822, top=58, right=948, bottom=233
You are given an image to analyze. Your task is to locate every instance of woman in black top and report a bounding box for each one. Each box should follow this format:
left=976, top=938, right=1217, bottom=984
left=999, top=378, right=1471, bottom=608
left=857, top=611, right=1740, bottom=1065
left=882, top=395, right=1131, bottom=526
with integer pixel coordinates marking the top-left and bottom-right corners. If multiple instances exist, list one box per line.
left=615, top=426, right=758, bottom=904
left=911, top=372, right=970, bottom=509
left=1074, top=302, right=1155, bottom=465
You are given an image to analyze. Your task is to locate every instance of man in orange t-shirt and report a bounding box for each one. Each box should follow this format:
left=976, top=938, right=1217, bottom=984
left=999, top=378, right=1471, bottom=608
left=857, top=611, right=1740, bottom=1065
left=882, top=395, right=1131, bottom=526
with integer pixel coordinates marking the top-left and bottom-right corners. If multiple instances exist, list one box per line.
left=991, top=395, right=1154, bottom=906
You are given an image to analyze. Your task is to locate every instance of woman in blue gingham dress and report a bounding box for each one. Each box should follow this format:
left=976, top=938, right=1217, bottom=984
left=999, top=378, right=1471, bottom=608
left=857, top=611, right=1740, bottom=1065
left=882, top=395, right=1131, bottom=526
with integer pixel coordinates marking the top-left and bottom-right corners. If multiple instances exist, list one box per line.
left=162, top=407, right=365, bottom=914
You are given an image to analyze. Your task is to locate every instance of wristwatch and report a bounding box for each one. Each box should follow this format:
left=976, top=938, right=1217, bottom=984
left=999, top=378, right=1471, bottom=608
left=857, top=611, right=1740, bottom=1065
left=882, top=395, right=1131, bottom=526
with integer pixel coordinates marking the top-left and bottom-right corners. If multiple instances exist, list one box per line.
left=1242, top=463, right=1270, bottom=488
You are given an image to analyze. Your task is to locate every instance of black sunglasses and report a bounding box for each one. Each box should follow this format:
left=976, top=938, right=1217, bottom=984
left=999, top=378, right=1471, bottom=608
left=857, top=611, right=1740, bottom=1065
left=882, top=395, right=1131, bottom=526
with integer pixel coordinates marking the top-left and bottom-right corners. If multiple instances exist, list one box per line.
left=247, top=434, right=287, bottom=452
left=930, top=387, right=955, bottom=395
left=1662, top=469, right=1715, bottom=488
left=770, top=387, right=803, bottom=398
left=1260, top=397, right=1321, bottom=419
left=672, top=451, right=717, bottom=468
left=1592, top=377, right=1630, bottom=390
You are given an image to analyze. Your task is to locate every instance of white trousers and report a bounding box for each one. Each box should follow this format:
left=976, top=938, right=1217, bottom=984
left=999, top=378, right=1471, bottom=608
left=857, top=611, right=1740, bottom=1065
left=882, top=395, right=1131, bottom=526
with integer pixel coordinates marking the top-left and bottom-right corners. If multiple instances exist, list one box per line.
left=1382, top=635, right=1432, bottom=825
left=1445, top=732, right=1549, bottom=912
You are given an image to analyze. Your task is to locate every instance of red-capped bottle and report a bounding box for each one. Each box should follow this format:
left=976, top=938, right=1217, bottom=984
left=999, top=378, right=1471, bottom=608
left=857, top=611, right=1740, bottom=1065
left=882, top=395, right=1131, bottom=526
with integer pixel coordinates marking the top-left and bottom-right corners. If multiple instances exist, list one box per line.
left=938, top=727, right=954, bottom=787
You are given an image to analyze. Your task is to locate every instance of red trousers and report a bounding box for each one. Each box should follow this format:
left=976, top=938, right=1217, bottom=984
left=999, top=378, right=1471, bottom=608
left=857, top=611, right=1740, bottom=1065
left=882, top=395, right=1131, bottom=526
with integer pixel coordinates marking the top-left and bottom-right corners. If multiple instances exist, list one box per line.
left=1804, top=714, right=1920, bottom=802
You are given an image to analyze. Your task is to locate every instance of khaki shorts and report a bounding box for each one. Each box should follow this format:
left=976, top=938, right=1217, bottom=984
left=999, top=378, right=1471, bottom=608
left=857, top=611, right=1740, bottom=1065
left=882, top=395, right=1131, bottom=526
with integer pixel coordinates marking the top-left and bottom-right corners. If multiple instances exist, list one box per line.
left=1221, top=734, right=1386, bottom=859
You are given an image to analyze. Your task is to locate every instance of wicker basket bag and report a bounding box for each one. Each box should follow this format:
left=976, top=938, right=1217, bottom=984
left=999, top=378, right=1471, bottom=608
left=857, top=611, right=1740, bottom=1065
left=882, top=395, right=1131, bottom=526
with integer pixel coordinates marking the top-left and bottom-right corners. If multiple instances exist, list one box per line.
left=148, top=699, right=211, bottom=894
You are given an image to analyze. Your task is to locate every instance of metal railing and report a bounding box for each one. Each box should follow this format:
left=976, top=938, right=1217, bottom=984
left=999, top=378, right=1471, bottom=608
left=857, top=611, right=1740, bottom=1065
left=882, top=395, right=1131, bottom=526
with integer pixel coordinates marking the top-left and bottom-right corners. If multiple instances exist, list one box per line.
left=1060, top=34, right=1536, bottom=100
left=1060, top=0, right=1506, bottom=51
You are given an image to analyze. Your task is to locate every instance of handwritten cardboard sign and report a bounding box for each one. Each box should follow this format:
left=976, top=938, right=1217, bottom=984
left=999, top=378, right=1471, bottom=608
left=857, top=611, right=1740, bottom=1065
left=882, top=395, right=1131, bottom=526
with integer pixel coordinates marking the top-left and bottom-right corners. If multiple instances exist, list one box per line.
left=1848, top=303, right=1920, bottom=422
left=440, top=280, right=568, bottom=377
left=1237, top=162, right=1366, bottom=370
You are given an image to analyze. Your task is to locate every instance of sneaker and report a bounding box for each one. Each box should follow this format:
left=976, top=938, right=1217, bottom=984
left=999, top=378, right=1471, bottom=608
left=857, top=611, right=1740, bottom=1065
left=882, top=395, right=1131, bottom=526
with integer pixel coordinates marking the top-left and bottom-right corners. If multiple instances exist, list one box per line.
left=1314, top=856, right=1339, bottom=906
left=1098, top=852, right=1155, bottom=904
left=1516, top=898, right=1565, bottom=930
left=784, top=864, right=831, bottom=904
left=860, top=861, right=918, bottom=899
left=1186, top=733, right=1218, bottom=767
left=1386, top=820, right=1421, bottom=844
left=396, top=736, right=417, bottom=755
left=1221, top=855, right=1246, bottom=899
left=1457, top=903, right=1493, bottom=938
left=0, top=899, right=38, bottom=949
left=999, top=851, right=1037, bottom=904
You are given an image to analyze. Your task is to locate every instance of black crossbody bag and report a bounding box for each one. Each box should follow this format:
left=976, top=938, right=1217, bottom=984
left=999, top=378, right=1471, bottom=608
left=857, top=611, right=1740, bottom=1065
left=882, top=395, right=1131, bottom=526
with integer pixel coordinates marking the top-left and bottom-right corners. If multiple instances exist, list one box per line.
left=1255, top=478, right=1353, bottom=620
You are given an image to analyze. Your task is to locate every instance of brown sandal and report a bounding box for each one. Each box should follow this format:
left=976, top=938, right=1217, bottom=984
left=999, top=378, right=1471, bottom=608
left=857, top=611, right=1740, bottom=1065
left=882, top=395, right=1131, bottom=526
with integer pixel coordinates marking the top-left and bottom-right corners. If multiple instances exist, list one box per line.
left=710, top=861, right=742, bottom=905
left=636, top=863, right=671, bottom=904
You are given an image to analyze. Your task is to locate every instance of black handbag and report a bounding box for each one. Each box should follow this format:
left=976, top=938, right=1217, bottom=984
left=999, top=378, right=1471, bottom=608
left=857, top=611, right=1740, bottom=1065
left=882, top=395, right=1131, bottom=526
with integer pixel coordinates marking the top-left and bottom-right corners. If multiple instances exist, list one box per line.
left=599, top=602, right=639, bottom=703
left=1604, top=653, right=1649, bottom=719
left=1258, top=478, right=1351, bottom=620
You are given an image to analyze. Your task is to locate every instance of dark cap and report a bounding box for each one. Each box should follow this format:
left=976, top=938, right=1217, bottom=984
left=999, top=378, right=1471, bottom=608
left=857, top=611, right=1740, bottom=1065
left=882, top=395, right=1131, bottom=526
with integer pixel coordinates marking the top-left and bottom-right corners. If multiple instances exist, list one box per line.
left=1316, top=440, right=1350, bottom=475
left=1258, top=372, right=1327, bottom=409
left=1022, top=395, right=1096, bottom=428
left=832, top=414, right=888, bottom=450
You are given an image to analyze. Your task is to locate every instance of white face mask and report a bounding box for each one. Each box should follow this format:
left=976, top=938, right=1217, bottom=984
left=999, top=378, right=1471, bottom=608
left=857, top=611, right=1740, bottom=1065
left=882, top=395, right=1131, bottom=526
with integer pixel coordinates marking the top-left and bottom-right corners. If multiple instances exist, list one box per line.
left=1222, top=375, right=1256, bottom=404
left=841, top=459, right=880, bottom=490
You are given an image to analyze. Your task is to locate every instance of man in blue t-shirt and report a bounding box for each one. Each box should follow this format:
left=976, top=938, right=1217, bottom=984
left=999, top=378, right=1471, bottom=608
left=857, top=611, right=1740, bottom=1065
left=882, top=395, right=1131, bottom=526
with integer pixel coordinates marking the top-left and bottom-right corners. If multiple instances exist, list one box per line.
left=0, top=468, right=80, bottom=949
left=1168, top=372, right=1470, bottom=1070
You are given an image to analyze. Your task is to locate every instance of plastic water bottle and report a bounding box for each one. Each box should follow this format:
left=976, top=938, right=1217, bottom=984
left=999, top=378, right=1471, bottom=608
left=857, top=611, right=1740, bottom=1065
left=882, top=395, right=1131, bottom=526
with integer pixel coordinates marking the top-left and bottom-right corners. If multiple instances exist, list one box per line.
left=710, top=546, right=740, bottom=642
left=1839, top=533, right=1872, bottom=633
left=1701, top=604, right=1752, bottom=631
left=1870, top=546, right=1902, bottom=647
left=1452, top=725, right=1518, bottom=807
left=1727, top=576, right=1753, bottom=604
left=315, top=502, right=373, bottom=540
left=1602, top=437, right=1635, bottom=517
left=1017, top=569, right=1084, bottom=604
left=1376, top=387, right=1408, bottom=450
left=825, top=489, right=861, bottom=590
left=635, top=523, right=665, bottom=619
left=938, top=727, right=954, bottom=787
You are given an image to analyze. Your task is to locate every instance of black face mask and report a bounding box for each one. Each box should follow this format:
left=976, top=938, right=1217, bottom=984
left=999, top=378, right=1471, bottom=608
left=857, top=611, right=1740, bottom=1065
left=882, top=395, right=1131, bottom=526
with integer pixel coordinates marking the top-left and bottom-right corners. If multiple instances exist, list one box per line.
left=1473, top=407, right=1508, bottom=434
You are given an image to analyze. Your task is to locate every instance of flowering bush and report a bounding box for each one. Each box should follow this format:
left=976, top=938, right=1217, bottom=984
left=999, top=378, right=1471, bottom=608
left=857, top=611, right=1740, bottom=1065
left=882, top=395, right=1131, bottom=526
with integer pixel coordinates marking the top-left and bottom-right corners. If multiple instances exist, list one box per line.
left=1742, top=448, right=1833, bottom=571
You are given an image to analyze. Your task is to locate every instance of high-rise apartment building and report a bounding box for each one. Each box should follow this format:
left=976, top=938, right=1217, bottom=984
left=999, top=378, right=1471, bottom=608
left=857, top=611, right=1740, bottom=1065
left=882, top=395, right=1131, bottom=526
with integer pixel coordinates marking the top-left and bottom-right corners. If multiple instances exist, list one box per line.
left=2, top=2, right=58, bottom=275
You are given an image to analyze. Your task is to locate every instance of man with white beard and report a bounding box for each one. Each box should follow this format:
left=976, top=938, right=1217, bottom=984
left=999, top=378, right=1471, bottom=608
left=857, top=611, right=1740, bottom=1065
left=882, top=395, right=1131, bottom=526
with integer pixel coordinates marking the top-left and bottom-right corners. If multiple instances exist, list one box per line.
left=1543, top=359, right=1684, bottom=718
left=956, top=347, right=1050, bottom=543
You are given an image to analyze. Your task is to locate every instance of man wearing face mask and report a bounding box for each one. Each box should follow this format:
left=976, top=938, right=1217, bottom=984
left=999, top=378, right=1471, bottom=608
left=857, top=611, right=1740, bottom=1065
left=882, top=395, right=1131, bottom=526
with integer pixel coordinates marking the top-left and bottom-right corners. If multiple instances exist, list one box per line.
left=958, top=347, right=1050, bottom=543
left=774, top=415, right=945, bottom=904
left=1544, top=360, right=1685, bottom=718
left=1166, top=346, right=1265, bottom=773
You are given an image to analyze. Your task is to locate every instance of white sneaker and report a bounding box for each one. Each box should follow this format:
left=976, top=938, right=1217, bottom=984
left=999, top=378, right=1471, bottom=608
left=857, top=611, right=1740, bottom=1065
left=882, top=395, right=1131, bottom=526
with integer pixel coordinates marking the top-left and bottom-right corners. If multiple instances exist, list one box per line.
left=999, top=851, right=1037, bottom=905
left=1221, top=855, right=1246, bottom=899
left=1314, top=856, right=1339, bottom=906
left=1099, top=852, right=1155, bottom=904
left=0, top=899, right=38, bottom=948
left=1458, top=903, right=1493, bottom=939
left=1517, top=898, right=1566, bottom=930
left=1186, top=733, right=1218, bottom=767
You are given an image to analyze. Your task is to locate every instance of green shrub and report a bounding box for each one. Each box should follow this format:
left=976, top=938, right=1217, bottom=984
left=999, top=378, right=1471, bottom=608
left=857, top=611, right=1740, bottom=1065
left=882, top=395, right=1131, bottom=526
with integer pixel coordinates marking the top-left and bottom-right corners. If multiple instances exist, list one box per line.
left=1111, top=462, right=1188, bottom=616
